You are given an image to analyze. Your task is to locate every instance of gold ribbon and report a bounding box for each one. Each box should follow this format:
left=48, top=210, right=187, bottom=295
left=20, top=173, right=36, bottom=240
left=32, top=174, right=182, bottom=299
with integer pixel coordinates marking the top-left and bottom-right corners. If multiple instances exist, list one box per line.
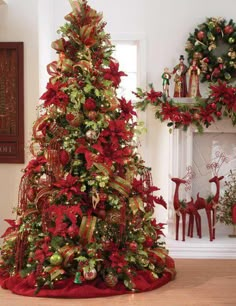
left=109, top=176, right=131, bottom=197
left=47, top=61, right=60, bottom=81
left=51, top=39, right=65, bottom=52
left=59, top=245, right=79, bottom=266
left=69, top=0, right=81, bottom=13
left=94, top=162, right=113, bottom=176
left=44, top=266, right=65, bottom=281
left=32, top=113, right=49, bottom=143
left=129, top=196, right=144, bottom=215
left=79, top=216, right=97, bottom=243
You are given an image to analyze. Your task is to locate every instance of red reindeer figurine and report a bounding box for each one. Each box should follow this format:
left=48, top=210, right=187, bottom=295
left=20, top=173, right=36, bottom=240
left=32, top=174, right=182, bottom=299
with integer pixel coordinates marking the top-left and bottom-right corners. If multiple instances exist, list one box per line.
left=171, top=167, right=201, bottom=241
left=195, top=152, right=228, bottom=241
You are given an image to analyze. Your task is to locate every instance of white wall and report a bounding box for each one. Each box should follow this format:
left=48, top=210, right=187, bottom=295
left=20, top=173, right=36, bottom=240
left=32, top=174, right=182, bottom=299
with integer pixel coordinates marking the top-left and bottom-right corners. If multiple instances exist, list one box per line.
left=1, top=0, right=236, bottom=235
left=0, top=0, right=39, bottom=235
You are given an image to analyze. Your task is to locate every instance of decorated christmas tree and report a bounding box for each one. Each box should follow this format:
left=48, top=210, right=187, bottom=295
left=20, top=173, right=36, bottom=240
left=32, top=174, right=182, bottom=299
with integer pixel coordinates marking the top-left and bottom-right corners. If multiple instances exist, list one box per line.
left=0, top=0, right=175, bottom=297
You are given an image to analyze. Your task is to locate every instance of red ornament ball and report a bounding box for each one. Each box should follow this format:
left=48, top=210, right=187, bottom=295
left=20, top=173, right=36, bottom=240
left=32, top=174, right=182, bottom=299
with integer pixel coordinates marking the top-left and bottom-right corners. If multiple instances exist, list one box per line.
left=197, top=31, right=205, bottom=40
left=144, top=236, right=154, bottom=247
left=84, top=98, right=96, bottom=111
left=224, top=25, right=234, bottom=35
left=26, top=188, right=36, bottom=202
left=211, top=103, right=217, bottom=109
left=96, top=209, right=106, bottom=220
left=203, top=57, right=210, bottom=63
left=83, top=268, right=97, bottom=281
left=129, top=241, right=138, bottom=251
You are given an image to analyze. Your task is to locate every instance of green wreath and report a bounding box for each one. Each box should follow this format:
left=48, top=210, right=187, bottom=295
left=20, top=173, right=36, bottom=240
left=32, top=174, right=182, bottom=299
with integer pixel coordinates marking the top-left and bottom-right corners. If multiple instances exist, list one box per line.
left=185, top=17, right=236, bottom=83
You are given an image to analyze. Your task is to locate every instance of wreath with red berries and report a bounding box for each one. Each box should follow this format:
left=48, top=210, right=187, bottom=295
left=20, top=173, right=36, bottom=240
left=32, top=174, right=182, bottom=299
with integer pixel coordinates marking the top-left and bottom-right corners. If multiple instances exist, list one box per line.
left=185, top=17, right=236, bottom=83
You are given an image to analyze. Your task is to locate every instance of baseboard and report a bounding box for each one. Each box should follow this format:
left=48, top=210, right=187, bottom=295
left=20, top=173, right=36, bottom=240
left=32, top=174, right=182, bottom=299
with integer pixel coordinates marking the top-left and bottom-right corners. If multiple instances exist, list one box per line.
left=166, top=235, right=236, bottom=259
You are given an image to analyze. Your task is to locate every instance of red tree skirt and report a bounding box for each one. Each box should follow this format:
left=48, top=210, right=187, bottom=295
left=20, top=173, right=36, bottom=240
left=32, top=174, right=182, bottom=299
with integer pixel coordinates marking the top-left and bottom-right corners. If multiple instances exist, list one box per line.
left=0, top=263, right=175, bottom=298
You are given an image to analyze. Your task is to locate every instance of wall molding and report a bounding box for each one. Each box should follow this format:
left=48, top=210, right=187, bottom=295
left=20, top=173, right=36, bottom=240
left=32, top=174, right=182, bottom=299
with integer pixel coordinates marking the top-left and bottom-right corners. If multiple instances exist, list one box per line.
left=167, top=235, right=236, bottom=259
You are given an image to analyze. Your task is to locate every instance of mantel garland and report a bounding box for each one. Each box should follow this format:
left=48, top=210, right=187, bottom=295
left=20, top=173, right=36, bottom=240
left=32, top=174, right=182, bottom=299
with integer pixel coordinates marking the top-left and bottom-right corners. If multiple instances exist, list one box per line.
left=134, top=81, right=236, bottom=133
left=185, top=17, right=236, bottom=83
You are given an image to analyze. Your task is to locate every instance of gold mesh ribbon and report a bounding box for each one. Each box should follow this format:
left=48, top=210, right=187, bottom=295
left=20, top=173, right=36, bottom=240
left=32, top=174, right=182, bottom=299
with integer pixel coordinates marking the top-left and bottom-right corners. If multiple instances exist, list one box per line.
left=109, top=176, right=131, bottom=197
left=59, top=245, right=79, bottom=266
left=44, top=266, right=65, bottom=281
left=129, top=196, right=145, bottom=215
left=94, top=162, right=112, bottom=176
left=79, top=216, right=97, bottom=243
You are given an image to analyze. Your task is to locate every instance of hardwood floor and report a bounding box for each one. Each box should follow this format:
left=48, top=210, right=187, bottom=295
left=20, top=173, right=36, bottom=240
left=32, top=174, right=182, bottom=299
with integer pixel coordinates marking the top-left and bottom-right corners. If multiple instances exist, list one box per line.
left=0, top=259, right=236, bottom=306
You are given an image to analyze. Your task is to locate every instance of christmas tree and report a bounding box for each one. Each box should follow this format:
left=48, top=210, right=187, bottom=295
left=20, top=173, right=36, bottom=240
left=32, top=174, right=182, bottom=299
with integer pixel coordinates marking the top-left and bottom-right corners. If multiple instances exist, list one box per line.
left=0, top=0, right=175, bottom=297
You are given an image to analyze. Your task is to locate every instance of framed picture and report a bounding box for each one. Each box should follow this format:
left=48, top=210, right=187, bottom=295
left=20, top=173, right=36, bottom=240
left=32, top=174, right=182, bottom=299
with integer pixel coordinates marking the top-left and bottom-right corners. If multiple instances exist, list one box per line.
left=0, top=42, right=24, bottom=163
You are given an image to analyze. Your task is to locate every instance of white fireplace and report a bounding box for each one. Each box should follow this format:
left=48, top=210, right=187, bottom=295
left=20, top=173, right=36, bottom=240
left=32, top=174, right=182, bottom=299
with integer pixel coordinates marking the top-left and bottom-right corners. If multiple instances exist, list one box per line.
left=167, top=116, right=236, bottom=258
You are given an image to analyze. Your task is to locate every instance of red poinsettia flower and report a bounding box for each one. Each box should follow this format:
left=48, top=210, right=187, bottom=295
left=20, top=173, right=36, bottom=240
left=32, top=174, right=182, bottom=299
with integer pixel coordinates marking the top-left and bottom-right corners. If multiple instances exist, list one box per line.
left=147, top=89, right=162, bottom=103
left=96, top=142, right=130, bottom=166
left=181, top=111, right=192, bottom=126
left=34, top=243, right=53, bottom=263
left=1, top=219, right=18, bottom=238
left=210, top=81, right=236, bottom=112
left=161, top=103, right=180, bottom=121
left=103, top=60, right=127, bottom=88
left=53, top=174, right=83, bottom=200
left=118, top=97, right=137, bottom=121
left=100, top=119, right=133, bottom=145
left=40, top=81, right=69, bottom=109
left=109, top=251, right=128, bottom=268
left=199, top=108, right=215, bottom=124
left=25, top=156, right=47, bottom=176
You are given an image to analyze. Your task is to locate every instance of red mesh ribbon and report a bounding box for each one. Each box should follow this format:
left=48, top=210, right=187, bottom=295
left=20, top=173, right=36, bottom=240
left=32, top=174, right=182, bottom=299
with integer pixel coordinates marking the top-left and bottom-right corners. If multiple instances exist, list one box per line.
left=47, top=61, right=60, bottom=81
left=119, top=197, right=126, bottom=241
left=46, top=141, right=62, bottom=180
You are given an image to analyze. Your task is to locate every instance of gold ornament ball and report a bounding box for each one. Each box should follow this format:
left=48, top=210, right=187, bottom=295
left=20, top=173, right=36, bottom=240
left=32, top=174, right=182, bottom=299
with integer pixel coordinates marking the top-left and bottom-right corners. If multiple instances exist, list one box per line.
left=27, top=235, right=34, bottom=243
left=208, top=21, right=215, bottom=30
left=106, top=209, right=121, bottom=224
left=83, top=268, right=97, bottom=280
left=228, top=37, right=235, bottom=44
left=87, top=111, right=97, bottom=120
left=70, top=114, right=84, bottom=127
left=85, top=130, right=98, bottom=141
left=49, top=253, right=63, bottom=266
left=104, top=272, right=118, bottom=287
left=224, top=72, right=232, bottom=80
